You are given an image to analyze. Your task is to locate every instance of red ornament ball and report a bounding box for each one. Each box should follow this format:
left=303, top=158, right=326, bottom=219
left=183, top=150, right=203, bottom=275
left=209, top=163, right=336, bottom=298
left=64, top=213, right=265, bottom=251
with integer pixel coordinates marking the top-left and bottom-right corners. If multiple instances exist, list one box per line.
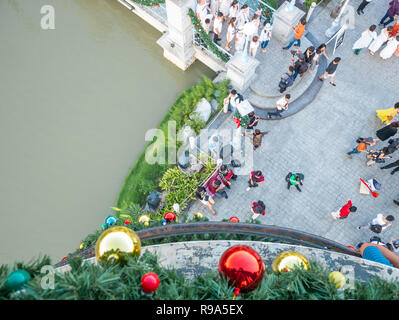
left=61, top=257, right=68, bottom=262
left=141, top=272, right=160, bottom=293
left=124, top=219, right=131, bottom=225
left=229, top=216, right=240, bottom=223
left=163, top=211, right=176, bottom=222
left=219, top=245, right=265, bottom=294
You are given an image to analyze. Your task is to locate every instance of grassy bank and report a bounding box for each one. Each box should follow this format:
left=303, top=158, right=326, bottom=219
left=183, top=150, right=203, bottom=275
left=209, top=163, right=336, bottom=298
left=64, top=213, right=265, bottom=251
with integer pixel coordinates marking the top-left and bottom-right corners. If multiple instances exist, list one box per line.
left=116, top=76, right=229, bottom=207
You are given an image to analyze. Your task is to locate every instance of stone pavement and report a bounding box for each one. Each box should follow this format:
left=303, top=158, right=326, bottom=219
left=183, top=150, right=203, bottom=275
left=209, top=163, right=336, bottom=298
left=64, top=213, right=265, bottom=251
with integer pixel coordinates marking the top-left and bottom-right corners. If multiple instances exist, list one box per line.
left=185, top=0, right=399, bottom=248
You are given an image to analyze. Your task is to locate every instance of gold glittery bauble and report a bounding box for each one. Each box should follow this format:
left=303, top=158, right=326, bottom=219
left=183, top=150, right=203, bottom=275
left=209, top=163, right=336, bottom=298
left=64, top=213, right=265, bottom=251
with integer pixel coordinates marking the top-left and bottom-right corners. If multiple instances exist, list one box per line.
left=328, top=271, right=346, bottom=289
left=193, top=211, right=204, bottom=219
left=95, top=226, right=141, bottom=260
left=272, top=251, right=310, bottom=272
left=138, top=214, right=151, bottom=226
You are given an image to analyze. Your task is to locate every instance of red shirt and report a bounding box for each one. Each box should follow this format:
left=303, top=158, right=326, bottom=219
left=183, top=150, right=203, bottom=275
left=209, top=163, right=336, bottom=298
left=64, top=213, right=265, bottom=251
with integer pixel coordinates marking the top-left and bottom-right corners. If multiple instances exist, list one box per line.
left=339, top=200, right=352, bottom=217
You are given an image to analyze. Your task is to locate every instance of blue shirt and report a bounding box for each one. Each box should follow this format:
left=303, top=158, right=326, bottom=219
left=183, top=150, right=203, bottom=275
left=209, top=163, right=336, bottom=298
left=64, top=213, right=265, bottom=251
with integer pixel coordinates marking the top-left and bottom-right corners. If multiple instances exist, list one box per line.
left=363, top=246, right=393, bottom=267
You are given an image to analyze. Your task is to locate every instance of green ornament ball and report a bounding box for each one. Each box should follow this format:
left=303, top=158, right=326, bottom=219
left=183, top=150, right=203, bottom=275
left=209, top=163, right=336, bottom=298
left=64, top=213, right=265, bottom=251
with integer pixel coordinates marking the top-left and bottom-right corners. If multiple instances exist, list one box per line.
left=5, top=270, right=31, bottom=291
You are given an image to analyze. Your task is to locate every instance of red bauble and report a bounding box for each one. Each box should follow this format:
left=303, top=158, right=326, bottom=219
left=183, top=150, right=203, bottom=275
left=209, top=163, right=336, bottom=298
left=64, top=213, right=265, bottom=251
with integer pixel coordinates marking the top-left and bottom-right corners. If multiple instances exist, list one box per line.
left=141, top=272, right=160, bottom=293
left=61, top=257, right=68, bottom=261
left=229, top=216, right=240, bottom=223
left=124, top=219, right=131, bottom=225
left=219, top=245, right=265, bottom=294
left=163, top=211, right=176, bottom=222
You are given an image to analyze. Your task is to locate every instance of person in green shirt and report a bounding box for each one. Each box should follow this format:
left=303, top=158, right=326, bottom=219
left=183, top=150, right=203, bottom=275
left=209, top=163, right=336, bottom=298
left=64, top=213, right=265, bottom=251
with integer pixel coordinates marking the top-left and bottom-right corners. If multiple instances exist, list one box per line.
left=286, top=172, right=304, bottom=192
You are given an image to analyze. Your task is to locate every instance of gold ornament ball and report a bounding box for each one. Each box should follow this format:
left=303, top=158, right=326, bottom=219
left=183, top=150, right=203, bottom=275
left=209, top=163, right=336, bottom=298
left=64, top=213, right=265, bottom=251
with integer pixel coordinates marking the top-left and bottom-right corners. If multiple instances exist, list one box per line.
left=193, top=211, right=204, bottom=219
left=272, top=251, right=310, bottom=273
left=95, top=226, right=141, bottom=260
left=328, top=271, right=346, bottom=289
left=138, top=214, right=151, bottom=226
left=79, top=242, right=84, bottom=250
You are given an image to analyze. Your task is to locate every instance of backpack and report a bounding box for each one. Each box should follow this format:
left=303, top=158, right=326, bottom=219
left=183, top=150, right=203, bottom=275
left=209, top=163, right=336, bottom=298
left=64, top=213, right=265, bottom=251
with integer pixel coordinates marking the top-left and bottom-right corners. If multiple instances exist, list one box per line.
left=235, top=93, right=244, bottom=104
left=370, top=224, right=382, bottom=234
left=253, top=201, right=266, bottom=215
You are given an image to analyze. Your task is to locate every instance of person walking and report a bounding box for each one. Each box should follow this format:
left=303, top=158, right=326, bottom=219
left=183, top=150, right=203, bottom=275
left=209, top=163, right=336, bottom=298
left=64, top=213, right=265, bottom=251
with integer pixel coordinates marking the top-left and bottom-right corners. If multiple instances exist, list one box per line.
left=379, top=0, right=399, bottom=28
left=286, top=172, right=304, bottom=192
left=250, top=200, right=266, bottom=220
left=225, top=17, right=236, bottom=51
left=346, top=137, right=379, bottom=159
left=380, top=158, right=399, bottom=174
left=390, top=19, right=399, bottom=37
left=247, top=111, right=259, bottom=130
left=369, top=26, right=393, bottom=55
left=267, top=94, right=290, bottom=119
left=209, top=0, right=219, bottom=15
left=219, top=0, right=231, bottom=20
left=196, top=186, right=217, bottom=216
left=331, top=200, right=357, bottom=220
left=357, top=0, right=373, bottom=15
left=282, top=18, right=306, bottom=49
left=318, top=57, right=341, bottom=86
left=250, top=129, right=269, bottom=151
left=382, top=142, right=399, bottom=156
left=223, top=89, right=243, bottom=112
left=380, top=35, right=399, bottom=59
left=246, top=170, right=265, bottom=191
left=376, top=121, right=399, bottom=141
left=357, top=214, right=395, bottom=233
left=376, top=102, right=399, bottom=125
left=236, top=4, right=250, bottom=28
left=353, top=25, right=377, bottom=55
left=259, top=22, right=272, bottom=53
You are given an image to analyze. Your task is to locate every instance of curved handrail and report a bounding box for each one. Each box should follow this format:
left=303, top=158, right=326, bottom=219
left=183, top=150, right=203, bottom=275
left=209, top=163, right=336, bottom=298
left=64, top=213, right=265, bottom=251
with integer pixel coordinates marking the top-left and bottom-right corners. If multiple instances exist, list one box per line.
left=54, top=222, right=360, bottom=268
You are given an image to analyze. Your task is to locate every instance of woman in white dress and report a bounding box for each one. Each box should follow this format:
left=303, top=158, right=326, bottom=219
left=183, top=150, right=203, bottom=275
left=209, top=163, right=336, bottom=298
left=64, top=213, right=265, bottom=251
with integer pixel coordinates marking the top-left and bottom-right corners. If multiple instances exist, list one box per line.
left=236, top=4, right=250, bottom=28
left=369, top=26, right=393, bottom=55
left=353, top=25, right=377, bottom=55
left=219, top=0, right=231, bottom=20
left=235, top=27, right=246, bottom=52
left=250, top=35, right=260, bottom=57
left=380, top=35, right=399, bottom=59
left=229, top=0, right=239, bottom=19
left=225, top=17, right=237, bottom=51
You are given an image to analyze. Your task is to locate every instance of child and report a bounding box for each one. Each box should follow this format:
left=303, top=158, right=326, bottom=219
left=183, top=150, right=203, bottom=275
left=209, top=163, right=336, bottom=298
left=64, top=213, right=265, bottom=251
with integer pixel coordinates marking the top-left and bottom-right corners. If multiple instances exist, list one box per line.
left=250, top=200, right=266, bottom=220
left=203, top=16, right=213, bottom=34
left=259, top=22, right=272, bottom=53
left=250, top=35, right=259, bottom=57
left=346, top=137, right=378, bottom=159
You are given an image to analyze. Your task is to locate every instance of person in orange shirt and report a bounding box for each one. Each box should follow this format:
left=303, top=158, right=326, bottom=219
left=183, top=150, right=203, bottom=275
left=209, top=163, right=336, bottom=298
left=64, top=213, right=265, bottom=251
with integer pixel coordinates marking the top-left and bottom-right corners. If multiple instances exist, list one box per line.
left=283, top=18, right=307, bottom=50
left=390, top=19, right=399, bottom=37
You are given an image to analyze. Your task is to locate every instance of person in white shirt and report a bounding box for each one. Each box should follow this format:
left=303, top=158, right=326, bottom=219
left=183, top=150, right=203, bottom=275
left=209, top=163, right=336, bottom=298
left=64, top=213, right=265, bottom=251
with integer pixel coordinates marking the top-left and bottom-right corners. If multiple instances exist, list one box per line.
left=203, top=16, right=213, bottom=34
left=196, top=0, right=210, bottom=23
left=219, top=0, right=231, bottom=20
left=236, top=4, right=250, bottom=28
left=209, top=0, right=219, bottom=15
left=358, top=213, right=395, bottom=232
left=229, top=0, right=239, bottom=19
left=259, top=22, right=272, bottom=53
left=267, top=94, right=290, bottom=118
left=250, top=35, right=260, bottom=56
left=213, top=11, right=224, bottom=43
left=225, top=17, right=237, bottom=51
left=223, top=89, right=242, bottom=112
left=353, top=25, right=377, bottom=55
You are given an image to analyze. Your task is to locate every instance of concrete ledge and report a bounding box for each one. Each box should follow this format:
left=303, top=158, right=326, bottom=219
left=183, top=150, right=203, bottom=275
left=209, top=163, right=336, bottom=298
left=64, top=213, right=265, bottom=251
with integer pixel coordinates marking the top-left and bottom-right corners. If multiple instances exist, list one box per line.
left=143, top=240, right=399, bottom=282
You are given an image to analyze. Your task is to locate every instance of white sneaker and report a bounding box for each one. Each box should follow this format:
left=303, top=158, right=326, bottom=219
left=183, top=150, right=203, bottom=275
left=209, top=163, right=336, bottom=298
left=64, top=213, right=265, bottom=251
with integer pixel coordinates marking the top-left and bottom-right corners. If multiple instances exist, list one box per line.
left=246, top=187, right=251, bottom=191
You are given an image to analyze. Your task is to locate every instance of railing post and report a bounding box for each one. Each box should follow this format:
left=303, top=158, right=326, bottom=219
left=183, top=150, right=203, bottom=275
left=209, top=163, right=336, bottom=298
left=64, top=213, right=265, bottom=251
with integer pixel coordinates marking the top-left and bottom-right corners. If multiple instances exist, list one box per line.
left=157, top=0, right=196, bottom=70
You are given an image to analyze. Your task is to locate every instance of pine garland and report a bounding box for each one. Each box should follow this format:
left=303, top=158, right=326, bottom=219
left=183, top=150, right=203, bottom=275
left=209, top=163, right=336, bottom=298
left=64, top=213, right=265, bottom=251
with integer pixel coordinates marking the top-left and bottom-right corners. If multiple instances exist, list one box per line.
left=2, top=251, right=399, bottom=300
left=188, top=9, right=231, bottom=63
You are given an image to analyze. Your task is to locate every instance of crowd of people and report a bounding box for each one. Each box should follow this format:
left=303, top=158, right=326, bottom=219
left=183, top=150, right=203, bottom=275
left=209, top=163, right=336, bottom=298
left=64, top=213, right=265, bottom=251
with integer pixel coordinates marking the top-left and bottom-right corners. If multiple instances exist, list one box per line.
left=193, top=0, right=399, bottom=260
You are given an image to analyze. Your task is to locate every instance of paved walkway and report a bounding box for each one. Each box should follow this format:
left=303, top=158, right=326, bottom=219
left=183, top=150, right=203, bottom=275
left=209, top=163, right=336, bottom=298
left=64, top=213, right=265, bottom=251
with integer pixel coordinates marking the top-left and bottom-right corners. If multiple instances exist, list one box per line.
left=186, top=0, right=399, bottom=248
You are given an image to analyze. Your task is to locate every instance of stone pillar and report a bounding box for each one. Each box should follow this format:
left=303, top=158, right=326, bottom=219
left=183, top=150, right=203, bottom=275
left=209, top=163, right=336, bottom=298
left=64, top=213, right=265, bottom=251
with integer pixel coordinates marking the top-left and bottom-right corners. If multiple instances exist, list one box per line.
left=157, top=0, right=196, bottom=71
left=270, top=1, right=305, bottom=44
left=226, top=52, right=259, bottom=92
